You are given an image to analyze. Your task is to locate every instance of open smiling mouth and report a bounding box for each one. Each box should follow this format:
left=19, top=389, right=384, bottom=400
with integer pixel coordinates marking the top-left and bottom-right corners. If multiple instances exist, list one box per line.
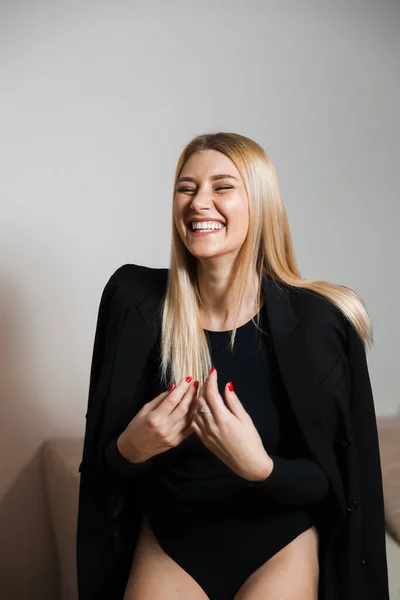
left=187, top=223, right=226, bottom=237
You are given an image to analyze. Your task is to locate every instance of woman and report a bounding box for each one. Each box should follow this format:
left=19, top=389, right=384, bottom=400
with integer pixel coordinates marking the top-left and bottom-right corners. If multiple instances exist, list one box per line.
left=76, top=132, right=389, bottom=600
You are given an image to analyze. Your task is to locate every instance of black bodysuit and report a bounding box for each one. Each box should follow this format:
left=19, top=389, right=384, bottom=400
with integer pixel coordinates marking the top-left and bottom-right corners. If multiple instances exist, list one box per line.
left=105, top=305, right=329, bottom=600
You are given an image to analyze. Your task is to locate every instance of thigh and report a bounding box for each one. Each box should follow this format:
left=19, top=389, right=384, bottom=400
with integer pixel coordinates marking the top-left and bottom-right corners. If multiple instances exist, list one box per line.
left=233, top=525, right=320, bottom=600
left=123, top=513, right=210, bottom=600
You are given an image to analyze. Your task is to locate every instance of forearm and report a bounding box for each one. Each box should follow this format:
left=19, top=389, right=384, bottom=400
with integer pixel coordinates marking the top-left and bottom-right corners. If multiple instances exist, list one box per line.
left=245, top=453, right=330, bottom=505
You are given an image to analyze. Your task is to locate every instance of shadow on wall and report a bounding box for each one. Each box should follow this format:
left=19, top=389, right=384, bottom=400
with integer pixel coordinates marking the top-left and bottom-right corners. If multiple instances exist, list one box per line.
left=42, top=437, right=83, bottom=600
left=0, top=278, right=59, bottom=600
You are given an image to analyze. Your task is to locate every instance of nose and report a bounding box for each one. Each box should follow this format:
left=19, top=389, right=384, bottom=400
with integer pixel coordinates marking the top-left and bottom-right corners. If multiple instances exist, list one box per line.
left=189, top=190, right=214, bottom=211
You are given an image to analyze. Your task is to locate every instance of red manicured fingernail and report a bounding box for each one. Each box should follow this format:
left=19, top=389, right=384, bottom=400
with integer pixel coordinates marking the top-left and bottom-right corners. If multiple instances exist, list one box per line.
left=209, top=366, right=215, bottom=374
left=228, top=381, right=234, bottom=392
left=167, top=383, right=174, bottom=391
left=186, top=376, right=192, bottom=383
left=193, top=381, right=199, bottom=388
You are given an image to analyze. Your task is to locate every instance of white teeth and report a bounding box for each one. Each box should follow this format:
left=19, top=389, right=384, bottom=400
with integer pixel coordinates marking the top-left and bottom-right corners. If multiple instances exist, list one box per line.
left=191, top=221, right=225, bottom=231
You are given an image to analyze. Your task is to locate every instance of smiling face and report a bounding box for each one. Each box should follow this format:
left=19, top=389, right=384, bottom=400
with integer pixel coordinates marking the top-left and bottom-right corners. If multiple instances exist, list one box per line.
left=173, top=149, right=249, bottom=264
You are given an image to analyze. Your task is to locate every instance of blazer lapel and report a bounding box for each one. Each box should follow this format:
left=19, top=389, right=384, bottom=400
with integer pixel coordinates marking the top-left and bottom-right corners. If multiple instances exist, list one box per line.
left=100, top=285, right=166, bottom=446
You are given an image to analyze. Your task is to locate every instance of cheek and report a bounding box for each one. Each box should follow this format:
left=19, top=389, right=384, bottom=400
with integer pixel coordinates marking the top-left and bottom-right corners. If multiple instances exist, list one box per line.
left=172, top=205, right=186, bottom=233
left=227, top=197, right=249, bottom=225
left=173, top=197, right=186, bottom=218
left=227, top=211, right=249, bottom=238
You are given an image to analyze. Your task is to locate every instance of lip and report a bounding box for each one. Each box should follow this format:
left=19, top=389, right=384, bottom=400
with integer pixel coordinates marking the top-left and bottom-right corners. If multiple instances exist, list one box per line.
left=186, top=217, right=226, bottom=226
left=188, top=226, right=225, bottom=237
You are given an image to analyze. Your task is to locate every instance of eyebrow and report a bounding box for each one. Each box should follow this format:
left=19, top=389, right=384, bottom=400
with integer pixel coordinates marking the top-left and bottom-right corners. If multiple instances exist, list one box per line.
left=176, top=173, right=238, bottom=184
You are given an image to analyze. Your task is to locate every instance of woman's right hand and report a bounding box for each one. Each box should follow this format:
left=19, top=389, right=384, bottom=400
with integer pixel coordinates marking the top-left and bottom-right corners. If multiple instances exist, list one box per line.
left=117, top=377, right=199, bottom=464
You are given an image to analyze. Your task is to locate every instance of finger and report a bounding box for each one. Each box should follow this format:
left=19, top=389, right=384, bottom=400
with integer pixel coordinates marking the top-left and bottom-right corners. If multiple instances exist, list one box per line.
left=224, top=381, right=247, bottom=419
left=189, top=417, right=203, bottom=439
left=194, top=396, right=214, bottom=433
left=202, top=367, right=225, bottom=422
left=187, top=388, right=199, bottom=421
left=154, top=377, right=195, bottom=419
left=170, top=381, right=199, bottom=428
left=194, top=386, right=208, bottom=421
left=174, top=393, right=200, bottom=442
left=141, top=386, right=175, bottom=412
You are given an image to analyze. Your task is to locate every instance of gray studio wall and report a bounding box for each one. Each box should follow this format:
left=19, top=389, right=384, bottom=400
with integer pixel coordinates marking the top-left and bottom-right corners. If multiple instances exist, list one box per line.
left=0, top=0, right=399, bottom=597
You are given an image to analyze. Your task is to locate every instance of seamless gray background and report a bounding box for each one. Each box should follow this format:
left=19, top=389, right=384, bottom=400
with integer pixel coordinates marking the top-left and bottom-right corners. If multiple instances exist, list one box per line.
left=0, top=1, right=399, bottom=597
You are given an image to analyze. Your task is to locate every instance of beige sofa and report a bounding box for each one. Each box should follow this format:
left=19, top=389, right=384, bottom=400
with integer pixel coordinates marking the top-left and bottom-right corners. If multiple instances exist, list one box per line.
left=42, top=418, right=400, bottom=600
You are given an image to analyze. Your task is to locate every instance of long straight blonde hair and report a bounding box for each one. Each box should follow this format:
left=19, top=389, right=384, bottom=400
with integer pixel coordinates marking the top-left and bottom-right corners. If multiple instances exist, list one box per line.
left=158, top=132, right=372, bottom=389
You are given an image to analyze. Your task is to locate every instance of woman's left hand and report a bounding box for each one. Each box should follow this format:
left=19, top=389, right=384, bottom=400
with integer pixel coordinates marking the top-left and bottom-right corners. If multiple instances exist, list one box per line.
left=190, top=367, right=274, bottom=482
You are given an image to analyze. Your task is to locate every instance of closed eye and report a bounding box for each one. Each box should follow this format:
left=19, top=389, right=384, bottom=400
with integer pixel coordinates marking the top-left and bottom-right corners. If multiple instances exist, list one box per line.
left=177, top=186, right=233, bottom=193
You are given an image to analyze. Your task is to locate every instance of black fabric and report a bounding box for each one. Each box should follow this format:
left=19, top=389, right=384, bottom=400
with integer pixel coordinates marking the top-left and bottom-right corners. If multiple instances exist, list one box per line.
left=77, top=263, right=389, bottom=600
left=106, top=307, right=329, bottom=599
left=104, top=436, right=153, bottom=476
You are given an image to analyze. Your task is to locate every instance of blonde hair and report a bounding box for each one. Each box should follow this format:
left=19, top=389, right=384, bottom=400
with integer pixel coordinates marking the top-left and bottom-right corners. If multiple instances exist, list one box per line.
left=159, top=132, right=372, bottom=389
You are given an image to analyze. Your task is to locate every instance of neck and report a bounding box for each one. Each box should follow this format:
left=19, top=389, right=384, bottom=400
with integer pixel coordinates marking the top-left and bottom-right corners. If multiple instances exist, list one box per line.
left=196, top=266, right=263, bottom=331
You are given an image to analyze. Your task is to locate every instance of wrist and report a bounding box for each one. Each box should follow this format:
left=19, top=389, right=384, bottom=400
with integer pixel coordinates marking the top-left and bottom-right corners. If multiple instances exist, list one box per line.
left=248, top=455, right=274, bottom=482
left=117, top=431, right=148, bottom=464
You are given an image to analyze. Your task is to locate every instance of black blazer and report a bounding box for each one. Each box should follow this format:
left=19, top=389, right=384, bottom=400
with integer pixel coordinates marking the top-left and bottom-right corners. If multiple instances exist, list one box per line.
left=76, top=263, right=389, bottom=600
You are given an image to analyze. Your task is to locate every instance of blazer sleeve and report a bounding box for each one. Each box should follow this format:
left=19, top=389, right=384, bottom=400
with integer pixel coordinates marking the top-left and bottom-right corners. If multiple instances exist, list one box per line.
left=344, top=319, right=389, bottom=598
left=77, top=265, right=135, bottom=600
left=245, top=455, right=330, bottom=505
left=78, top=265, right=131, bottom=474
